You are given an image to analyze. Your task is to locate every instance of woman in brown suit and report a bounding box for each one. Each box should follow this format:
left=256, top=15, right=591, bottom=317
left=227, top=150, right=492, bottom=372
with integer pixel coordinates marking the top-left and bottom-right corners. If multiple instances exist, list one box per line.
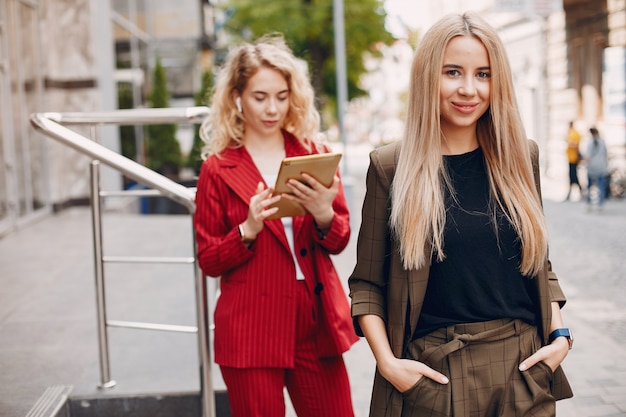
left=349, top=12, right=573, bottom=417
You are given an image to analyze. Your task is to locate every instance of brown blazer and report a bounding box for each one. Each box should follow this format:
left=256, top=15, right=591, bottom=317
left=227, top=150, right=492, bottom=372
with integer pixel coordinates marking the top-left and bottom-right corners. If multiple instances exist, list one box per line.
left=349, top=140, right=572, bottom=416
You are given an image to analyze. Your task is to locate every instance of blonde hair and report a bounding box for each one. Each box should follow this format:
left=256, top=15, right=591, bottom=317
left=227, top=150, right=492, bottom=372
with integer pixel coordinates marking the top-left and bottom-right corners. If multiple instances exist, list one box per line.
left=390, top=12, right=548, bottom=276
left=200, top=34, right=321, bottom=156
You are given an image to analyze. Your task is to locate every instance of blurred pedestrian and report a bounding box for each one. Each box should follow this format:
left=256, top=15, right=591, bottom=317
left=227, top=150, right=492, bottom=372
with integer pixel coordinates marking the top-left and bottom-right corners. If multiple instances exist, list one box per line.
left=565, top=121, right=582, bottom=200
left=193, top=34, right=357, bottom=417
left=349, top=12, right=573, bottom=417
left=583, top=126, right=609, bottom=211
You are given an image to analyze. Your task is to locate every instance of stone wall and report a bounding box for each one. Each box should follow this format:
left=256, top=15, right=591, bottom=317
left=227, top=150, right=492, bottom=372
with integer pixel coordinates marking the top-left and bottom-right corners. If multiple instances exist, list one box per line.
left=39, top=0, right=120, bottom=207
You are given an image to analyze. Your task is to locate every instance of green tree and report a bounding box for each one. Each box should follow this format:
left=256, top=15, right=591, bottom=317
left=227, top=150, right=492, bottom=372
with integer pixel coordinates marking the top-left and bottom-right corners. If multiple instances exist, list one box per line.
left=146, top=57, right=182, bottom=177
left=117, top=81, right=136, bottom=161
left=222, top=0, right=394, bottom=123
left=186, top=68, right=214, bottom=175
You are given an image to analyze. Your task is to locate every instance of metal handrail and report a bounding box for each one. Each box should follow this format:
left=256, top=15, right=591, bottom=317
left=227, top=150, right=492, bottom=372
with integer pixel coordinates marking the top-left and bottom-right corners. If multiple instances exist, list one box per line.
left=41, top=106, right=209, bottom=125
left=30, top=108, right=207, bottom=210
left=30, top=107, right=215, bottom=417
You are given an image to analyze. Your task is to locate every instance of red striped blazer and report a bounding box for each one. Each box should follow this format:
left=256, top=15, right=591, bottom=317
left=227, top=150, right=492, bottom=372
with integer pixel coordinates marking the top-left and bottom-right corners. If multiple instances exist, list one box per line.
left=194, top=130, right=357, bottom=368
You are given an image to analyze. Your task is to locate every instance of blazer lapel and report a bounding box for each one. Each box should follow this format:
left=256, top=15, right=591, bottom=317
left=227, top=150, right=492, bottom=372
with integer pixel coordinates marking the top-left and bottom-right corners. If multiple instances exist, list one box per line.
left=216, top=132, right=313, bottom=252
left=217, top=147, right=261, bottom=202
left=407, top=262, right=431, bottom=341
left=529, top=139, right=553, bottom=343
left=217, top=146, right=290, bottom=250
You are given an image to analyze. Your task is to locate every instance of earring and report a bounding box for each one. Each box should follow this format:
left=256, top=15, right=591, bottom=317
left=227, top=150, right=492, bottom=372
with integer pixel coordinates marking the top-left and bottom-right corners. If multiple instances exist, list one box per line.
left=236, top=97, right=242, bottom=113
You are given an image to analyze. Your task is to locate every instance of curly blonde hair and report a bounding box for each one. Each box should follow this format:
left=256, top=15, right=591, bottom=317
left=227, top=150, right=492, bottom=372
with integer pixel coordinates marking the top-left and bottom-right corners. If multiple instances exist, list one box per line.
left=200, top=34, right=321, bottom=157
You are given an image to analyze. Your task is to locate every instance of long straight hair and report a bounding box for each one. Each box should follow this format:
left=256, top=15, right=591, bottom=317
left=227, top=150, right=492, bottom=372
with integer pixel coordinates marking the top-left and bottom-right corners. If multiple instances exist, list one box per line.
left=200, top=34, right=321, bottom=157
left=390, top=12, right=548, bottom=276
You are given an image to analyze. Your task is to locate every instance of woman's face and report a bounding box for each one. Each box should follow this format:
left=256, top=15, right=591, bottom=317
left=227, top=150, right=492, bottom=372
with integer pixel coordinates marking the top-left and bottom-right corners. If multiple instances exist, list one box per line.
left=439, top=35, right=491, bottom=139
left=239, top=66, right=290, bottom=139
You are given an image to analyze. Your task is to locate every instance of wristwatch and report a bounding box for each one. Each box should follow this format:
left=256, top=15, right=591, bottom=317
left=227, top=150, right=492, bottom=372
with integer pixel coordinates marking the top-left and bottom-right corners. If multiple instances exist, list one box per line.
left=237, top=223, right=255, bottom=245
left=548, top=328, right=574, bottom=350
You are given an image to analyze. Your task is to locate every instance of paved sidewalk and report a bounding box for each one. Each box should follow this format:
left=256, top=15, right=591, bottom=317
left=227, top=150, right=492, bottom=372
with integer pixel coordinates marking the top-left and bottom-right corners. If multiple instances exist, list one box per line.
left=1, top=145, right=626, bottom=416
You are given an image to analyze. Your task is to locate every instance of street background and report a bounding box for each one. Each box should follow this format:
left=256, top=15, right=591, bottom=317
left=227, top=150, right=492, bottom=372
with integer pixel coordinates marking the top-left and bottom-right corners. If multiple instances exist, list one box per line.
left=0, top=146, right=626, bottom=417
left=0, top=0, right=624, bottom=416
left=1, top=142, right=625, bottom=417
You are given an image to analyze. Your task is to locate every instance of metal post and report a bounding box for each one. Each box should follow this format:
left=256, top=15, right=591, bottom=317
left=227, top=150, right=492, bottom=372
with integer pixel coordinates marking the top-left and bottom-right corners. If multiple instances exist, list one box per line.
left=193, top=230, right=216, bottom=417
left=192, top=226, right=216, bottom=417
left=90, top=161, right=116, bottom=389
left=333, top=0, right=354, bottom=219
left=333, top=0, right=348, bottom=177
left=93, top=0, right=122, bottom=194
left=129, top=0, right=145, bottom=165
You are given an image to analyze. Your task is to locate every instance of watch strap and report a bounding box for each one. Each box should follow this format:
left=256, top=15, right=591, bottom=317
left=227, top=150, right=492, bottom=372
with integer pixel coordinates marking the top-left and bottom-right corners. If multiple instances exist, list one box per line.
left=548, top=328, right=573, bottom=349
left=238, top=223, right=255, bottom=245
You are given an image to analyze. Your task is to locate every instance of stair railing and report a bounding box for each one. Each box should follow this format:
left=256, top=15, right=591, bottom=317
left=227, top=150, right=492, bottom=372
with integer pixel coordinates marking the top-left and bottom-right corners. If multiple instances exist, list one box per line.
left=30, top=107, right=215, bottom=417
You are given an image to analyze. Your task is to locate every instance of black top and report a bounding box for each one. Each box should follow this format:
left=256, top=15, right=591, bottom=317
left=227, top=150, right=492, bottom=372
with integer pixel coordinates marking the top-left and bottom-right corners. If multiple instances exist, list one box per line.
left=413, top=147, right=536, bottom=339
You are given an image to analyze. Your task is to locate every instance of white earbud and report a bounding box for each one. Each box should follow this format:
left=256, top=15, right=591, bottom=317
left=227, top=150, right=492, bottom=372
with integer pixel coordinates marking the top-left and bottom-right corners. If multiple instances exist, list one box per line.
left=235, top=97, right=242, bottom=113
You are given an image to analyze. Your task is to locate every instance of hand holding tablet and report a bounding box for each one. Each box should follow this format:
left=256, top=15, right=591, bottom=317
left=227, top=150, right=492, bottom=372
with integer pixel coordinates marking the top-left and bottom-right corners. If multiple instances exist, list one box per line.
left=267, top=153, right=342, bottom=219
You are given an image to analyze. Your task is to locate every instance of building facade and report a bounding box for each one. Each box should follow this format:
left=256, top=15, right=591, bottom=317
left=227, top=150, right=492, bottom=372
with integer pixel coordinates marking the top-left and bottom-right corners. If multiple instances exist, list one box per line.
left=380, top=0, right=625, bottom=183
left=0, top=0, right=119, bottom=237
left=0, top=0, right=205, bottom=237
left=0, top=0, right=624, bottom=236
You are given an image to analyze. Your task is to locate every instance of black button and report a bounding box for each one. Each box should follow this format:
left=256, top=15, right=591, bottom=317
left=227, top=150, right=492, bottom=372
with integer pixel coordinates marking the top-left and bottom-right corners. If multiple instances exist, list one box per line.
left=300, top=248, right=308, bottom=257
left=315, top=283, right=324, bottom=295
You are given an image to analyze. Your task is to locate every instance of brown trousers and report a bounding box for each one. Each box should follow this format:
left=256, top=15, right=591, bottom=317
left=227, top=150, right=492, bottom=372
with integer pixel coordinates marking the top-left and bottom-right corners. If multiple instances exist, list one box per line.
left=400, top=319, right=556, bottom=417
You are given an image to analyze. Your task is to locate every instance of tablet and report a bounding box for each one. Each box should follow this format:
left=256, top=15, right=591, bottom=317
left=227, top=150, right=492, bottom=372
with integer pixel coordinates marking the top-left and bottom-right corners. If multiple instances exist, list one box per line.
left=267, top=153, right=342, bottom=219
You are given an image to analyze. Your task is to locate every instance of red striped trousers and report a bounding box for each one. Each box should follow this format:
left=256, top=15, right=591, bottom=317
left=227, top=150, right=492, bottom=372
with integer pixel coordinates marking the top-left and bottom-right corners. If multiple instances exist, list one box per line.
left=220, top=281, right=354, bottom=417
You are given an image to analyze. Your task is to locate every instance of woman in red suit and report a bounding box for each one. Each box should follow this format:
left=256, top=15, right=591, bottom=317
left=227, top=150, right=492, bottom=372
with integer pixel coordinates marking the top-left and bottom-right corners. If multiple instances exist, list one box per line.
left=193, top=34, right=357, bottom=417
